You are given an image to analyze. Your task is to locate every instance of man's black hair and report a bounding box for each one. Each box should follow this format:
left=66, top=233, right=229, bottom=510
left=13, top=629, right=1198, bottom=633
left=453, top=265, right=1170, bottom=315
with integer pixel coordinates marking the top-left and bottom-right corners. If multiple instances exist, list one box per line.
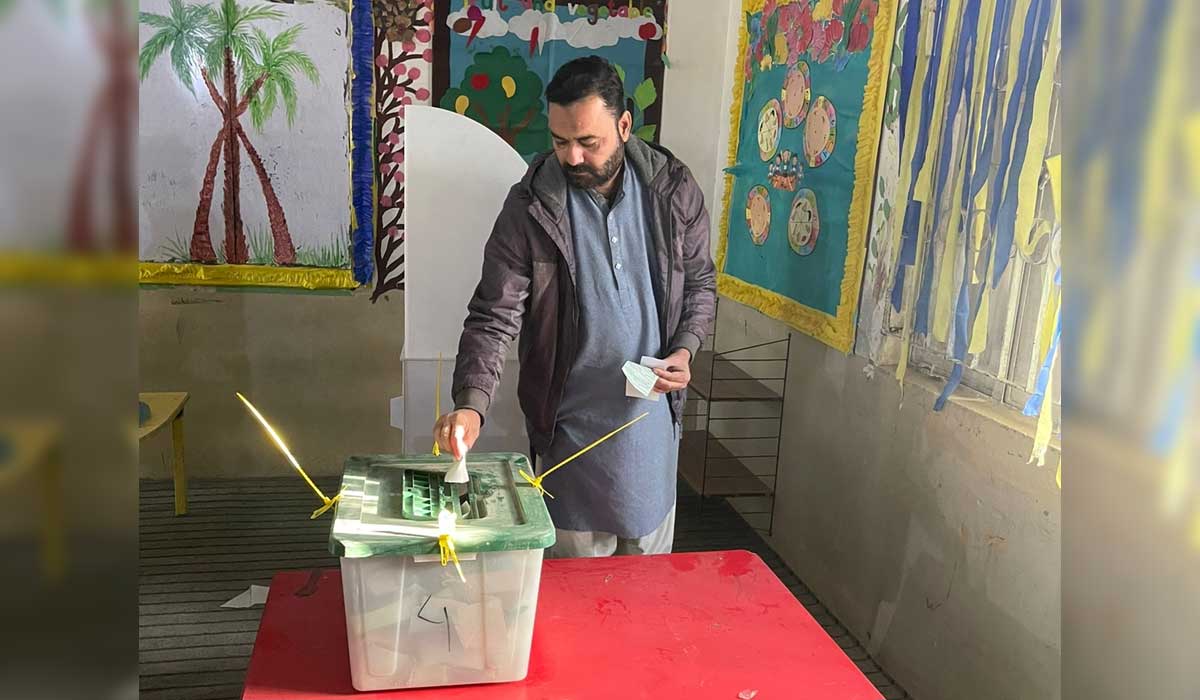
left=545, top=55, right=627, bottom=118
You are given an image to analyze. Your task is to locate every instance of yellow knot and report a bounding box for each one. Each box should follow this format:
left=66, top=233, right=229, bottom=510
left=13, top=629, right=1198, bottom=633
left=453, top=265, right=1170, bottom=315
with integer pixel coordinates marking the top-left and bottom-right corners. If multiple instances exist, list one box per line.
left=518, top=469, right=554, bottom=499
left=309, top=487, right=345, bottom=520
left=438, top=533, right=465, bottom=582
left=515, top=412, right=648, bottom=502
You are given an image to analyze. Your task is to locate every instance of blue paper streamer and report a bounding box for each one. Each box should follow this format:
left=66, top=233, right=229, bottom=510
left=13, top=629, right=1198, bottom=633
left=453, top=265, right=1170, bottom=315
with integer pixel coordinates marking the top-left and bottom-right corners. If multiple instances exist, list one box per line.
left=989, top=0, right=1054, bottom=287
left=890, top=0, right=951, bottom=311
left=933, top=363, right=963, bottom=411
left=350, top=0, right=375, bottom=285
left=1060, top=0, right=1166, bottom=409
left=1022, top=314, right=1060, bottom=417
left=930, top=0, right=1013, bottom=410
left=967, top=0, right=1015, bottom=199
left=896, top=0, right=923, bottom=147
left=915, top=0, right=983, bottom=336
left=1021, top=267, right=1062, bottom=416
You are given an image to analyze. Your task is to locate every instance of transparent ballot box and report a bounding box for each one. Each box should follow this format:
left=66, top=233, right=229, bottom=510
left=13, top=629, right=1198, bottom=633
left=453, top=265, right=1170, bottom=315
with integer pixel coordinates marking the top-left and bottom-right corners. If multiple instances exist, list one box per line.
left=329, top=453, right=555, bottom=691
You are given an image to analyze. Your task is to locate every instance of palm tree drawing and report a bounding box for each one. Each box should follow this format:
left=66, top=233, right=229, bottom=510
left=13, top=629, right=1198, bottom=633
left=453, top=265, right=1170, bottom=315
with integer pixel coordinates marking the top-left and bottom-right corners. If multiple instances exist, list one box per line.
left=138, top=0, right=319, bottom=265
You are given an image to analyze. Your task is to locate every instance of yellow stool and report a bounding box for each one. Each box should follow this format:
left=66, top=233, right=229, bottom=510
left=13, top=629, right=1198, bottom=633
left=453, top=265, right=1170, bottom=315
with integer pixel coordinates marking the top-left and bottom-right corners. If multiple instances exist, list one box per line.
left=138, top=392, right=190, bottom=516
left=0, top=420, right=64, bottom=581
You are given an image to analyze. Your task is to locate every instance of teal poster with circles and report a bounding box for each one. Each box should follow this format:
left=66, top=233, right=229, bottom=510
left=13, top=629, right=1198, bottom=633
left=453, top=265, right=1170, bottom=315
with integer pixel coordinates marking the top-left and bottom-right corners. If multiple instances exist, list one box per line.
left=717, top=0, right=896, bottom=352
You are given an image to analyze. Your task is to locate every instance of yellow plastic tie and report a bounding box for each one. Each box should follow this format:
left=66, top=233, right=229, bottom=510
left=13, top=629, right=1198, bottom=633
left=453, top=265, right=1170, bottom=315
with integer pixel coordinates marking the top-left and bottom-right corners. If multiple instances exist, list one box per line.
left=236, top=392, right=340, bottom=519
left=438, top=533, right=465, bottom=581
left=436, top=507, right=466, bottom=582
left=310, top=487, right=346, bottom=520
left=519, top=412, right=650, bottom=499
left=432, top=353, right=443, bottom=457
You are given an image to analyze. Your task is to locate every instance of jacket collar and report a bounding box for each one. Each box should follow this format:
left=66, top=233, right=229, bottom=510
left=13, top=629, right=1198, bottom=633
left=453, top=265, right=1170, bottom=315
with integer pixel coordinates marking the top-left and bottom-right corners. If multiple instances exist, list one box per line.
left=522, top=136, right=674, bottom=221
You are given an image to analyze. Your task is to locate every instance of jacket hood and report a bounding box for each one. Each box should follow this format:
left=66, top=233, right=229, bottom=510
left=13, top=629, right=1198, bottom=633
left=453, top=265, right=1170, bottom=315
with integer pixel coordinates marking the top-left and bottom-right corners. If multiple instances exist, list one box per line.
left=520, top=136, right=675, bottom=219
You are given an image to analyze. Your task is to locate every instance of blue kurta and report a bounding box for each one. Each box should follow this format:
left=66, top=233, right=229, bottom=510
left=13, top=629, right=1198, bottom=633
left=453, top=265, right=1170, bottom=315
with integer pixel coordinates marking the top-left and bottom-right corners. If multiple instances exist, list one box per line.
left=540, top=163, right=678, bottom=539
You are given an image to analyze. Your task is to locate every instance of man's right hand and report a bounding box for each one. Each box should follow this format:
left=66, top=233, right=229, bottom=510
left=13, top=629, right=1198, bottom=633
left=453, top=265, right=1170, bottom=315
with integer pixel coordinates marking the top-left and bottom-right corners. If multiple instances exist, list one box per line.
left=433, top=409, right=482, bottom=459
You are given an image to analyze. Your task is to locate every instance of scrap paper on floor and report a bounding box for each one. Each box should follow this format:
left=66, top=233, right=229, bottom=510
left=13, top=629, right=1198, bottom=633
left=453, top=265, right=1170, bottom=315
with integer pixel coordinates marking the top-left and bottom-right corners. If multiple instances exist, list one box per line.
left=624, top=356, right=669, bottom=401
left=221, top=585, right=269, bottom=608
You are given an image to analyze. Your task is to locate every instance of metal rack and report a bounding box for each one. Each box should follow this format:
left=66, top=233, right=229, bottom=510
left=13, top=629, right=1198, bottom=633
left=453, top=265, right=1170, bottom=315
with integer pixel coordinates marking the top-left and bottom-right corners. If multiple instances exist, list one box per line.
left=679, top=300, right=791, bottom=535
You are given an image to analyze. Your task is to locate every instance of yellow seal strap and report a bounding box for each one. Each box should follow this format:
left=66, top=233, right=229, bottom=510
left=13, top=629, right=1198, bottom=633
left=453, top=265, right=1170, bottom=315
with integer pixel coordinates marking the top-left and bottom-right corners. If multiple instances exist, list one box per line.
left=519, top=412, right=650, bottom=499
left=438, top=533, right=466, bottom=582
left=235, top=392, right=342, bottom=519
left=432, top=353, right=443, bottom=457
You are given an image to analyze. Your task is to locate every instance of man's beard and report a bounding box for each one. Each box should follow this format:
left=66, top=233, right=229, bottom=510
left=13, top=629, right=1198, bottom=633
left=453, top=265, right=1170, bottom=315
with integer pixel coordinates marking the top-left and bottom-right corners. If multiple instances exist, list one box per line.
left=563, top=145, right=625, bottom=190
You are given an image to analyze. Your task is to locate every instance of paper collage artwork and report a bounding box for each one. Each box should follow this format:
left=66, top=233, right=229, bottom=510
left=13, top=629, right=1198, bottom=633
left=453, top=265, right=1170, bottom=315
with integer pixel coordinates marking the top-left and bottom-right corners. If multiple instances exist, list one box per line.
left=370, top=0, right=435, bottom=299
left=431, top=0, right=668, bottom=160
left=718, top=0, right=897, bottom=352
left=138, top=0, right=369, bottom=290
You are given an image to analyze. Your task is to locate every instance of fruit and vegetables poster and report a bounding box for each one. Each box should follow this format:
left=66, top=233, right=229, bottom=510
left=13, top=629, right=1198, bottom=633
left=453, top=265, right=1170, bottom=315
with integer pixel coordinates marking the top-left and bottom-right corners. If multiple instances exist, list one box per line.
left=717, top=0, right=895, bottom=352
left=431, top=0, right=668, bottom=161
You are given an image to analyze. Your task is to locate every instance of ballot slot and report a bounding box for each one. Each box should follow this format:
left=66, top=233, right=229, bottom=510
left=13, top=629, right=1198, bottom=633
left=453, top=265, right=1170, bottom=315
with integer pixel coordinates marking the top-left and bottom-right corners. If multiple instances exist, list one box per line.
left=368, top=467, right=488, bottom=522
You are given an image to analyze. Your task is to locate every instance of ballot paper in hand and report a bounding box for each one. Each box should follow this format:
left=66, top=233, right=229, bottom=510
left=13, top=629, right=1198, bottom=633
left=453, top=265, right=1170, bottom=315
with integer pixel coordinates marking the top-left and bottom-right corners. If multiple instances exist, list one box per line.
left=623, top=357, right=667, bottom=401
left=445, top=425, right=469, bottom=484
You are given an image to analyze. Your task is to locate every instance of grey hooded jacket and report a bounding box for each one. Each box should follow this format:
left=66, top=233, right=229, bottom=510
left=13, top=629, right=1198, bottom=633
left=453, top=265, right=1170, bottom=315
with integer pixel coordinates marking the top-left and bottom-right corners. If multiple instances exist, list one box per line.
left=451, top=136, right=717, bottom=455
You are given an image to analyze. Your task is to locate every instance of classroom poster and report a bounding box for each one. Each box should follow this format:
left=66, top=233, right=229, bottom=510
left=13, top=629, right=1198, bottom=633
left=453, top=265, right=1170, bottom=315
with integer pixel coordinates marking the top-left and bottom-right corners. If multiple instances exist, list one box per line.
left=137, top=0, right=371, bottom=289
left=718, top=0, right=896, bottom=352
left=431, top=0, right=668, bottom=160
left=370, top=0, right=435, bottom=299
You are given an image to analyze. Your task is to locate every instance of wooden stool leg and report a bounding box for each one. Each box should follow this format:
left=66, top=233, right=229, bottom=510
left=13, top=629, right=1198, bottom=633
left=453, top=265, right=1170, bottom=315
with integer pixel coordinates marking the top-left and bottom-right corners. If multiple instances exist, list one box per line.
left=41, top=450, right=65, bottom=581
left=172, top=413, right=188, bottom=516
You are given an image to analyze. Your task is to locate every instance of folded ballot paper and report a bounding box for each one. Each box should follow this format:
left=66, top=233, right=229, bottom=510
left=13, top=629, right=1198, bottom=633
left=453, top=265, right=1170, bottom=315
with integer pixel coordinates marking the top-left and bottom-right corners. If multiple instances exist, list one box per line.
left=623, top=356, right=668, bottom=401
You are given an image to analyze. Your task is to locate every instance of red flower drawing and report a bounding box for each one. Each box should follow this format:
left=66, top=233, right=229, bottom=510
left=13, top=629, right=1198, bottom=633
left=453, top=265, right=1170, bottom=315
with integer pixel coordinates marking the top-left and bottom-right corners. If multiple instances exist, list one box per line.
left=814, top=18, right=844, bottom=63
left=795, top=2, right=815, bottom=56
left=848, top=15, right=870, bottom=52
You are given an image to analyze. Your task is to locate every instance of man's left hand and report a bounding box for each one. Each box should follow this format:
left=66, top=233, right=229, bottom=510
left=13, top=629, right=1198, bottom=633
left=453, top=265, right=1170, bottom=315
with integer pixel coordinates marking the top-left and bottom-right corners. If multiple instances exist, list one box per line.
left=652, top=348, right=692, bottom=393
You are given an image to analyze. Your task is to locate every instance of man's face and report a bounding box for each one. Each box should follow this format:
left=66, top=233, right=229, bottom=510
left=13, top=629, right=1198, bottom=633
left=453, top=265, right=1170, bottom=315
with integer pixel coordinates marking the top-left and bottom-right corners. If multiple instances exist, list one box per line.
left=549, top=95, right=632, bottom=190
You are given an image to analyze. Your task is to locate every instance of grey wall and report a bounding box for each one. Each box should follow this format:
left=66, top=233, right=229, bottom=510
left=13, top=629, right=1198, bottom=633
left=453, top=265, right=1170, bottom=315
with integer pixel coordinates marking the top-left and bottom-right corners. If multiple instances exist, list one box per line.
left=714, top=300, right=1061, bottom=700
left=138, top=287, right=404, bottom=479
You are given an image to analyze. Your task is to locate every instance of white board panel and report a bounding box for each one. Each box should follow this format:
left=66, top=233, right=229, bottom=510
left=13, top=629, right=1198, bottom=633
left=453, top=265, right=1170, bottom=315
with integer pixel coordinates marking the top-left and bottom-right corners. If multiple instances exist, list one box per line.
left=403, top=106, right=529, bottom=360
left=402, top=106, right=530, bottom=454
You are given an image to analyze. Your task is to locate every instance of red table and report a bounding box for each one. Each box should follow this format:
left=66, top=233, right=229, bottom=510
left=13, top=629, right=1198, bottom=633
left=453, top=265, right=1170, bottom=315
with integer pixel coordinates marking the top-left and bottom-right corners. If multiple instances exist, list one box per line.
left=243, top=550, right=882, bottom=700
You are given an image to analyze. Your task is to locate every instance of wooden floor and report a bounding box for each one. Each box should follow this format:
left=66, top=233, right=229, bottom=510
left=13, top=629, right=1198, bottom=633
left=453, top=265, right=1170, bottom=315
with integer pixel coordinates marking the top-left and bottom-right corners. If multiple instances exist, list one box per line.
left=139, top=477, right=912, bottom=700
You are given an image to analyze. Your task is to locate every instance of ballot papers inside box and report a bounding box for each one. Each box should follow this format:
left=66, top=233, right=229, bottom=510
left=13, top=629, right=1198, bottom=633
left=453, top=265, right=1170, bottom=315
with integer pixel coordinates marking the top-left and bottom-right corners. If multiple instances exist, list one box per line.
left=329, top=454, right=555, bottom=692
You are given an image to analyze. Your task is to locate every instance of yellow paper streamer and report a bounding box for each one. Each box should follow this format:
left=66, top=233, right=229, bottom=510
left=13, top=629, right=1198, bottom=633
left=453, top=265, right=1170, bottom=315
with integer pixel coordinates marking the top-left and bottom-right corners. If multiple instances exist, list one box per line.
left=1031, top=155, right=1063, bottom=364
left=968, top=283, right=990, bottom=354
left=235, top=392, right=343, bottom=519
left=1045, top=154, right=1061, bottom=219
left=1140, top=0, right=1188, bottom=243
left=897, top=0, right=963, bottom=383
left=1012, top=6, right=1060, bottom=262
left=888, top=2, right=935, bottom=269
left=140, top=262, right=357, bottom=290
left=1027, top=299, right=1059, bottom=467
left=520, top=412, right=650, bottom=499
left=932, top=143, right=971, bottom=344
left=933, top=0, right=998, bottom=344
left=0, top=253, right=134, bottom=287
left=912, top=0, right=965, bottom=203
